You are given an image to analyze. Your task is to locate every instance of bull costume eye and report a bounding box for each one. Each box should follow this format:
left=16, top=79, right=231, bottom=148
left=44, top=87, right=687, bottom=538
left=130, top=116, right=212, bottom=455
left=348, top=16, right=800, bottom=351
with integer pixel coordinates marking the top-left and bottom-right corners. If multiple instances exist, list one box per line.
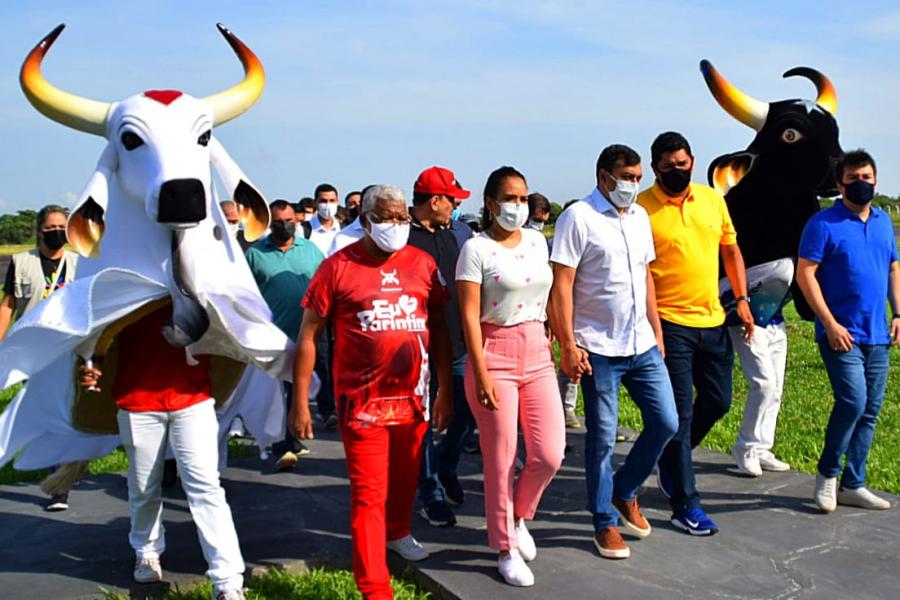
left=120, top=131, right=144, bottom=151
left=781, top=128, right=803, bottom=144
left=198, top=130, right=211, bottom=147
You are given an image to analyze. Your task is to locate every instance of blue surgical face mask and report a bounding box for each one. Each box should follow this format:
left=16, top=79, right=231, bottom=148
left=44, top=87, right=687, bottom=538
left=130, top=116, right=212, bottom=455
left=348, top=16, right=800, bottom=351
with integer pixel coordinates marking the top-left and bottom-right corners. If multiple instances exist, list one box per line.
left=843, top=180, right=875, bottom=206
left=451, top=207, right=462, bottom=221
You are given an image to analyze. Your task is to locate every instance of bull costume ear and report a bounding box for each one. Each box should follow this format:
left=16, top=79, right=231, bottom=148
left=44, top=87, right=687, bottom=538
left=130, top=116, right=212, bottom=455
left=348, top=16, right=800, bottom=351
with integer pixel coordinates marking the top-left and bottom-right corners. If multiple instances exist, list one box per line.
left=209, top=137, right=269, bottom=241
left=67, top=142, right=117, bottom=257
left=708, top=151, right=755, bottom=196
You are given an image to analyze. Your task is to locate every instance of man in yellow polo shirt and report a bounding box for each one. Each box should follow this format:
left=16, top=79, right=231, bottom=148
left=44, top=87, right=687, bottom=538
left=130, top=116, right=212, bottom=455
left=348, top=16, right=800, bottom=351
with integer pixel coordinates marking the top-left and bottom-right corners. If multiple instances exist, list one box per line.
left=637, top=131, right=754, bottom=536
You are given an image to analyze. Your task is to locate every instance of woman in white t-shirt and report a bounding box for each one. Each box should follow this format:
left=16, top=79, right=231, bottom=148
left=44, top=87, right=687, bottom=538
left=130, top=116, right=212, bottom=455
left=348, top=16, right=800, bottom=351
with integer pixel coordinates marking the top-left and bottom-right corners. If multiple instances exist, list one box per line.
left=456, top=166, right=565, bottom=587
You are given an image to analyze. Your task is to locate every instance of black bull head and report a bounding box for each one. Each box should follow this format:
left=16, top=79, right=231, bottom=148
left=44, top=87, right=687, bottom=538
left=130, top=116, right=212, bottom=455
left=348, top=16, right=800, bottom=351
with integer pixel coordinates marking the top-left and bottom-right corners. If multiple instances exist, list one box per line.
left=701, top=60, right=843, bottom=321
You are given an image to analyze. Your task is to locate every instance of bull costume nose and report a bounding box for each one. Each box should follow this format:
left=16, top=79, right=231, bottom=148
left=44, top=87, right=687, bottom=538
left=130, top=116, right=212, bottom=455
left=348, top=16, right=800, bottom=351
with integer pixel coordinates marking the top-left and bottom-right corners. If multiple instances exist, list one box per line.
left=157, top=178, right=206, bottom=224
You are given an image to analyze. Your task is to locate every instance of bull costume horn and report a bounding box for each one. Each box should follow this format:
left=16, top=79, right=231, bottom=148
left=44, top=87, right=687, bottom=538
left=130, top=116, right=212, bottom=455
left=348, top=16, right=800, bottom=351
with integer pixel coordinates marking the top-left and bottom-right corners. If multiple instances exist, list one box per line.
left=700, top=60, right=769, bottom=131
left=20, top=24, right=111, bottom=137
left=783, top=67, right=838, bottom=115
left=204, top=23, right=266, bottom=126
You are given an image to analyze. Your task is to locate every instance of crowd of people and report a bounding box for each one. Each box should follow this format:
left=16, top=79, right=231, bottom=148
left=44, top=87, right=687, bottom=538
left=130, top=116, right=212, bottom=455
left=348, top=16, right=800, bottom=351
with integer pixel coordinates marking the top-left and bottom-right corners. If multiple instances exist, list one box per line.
left=2, top=132, right=897, bottom=600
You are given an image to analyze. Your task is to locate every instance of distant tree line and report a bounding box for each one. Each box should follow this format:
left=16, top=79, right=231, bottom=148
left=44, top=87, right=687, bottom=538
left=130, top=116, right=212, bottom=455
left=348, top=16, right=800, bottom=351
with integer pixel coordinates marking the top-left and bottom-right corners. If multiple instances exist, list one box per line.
left=0, top=210, right=37, bottom=245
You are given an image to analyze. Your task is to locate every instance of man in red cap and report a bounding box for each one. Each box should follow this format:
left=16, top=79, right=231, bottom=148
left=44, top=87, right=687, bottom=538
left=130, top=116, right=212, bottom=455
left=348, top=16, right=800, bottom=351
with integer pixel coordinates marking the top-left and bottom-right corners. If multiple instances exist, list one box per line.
left=409, top=166, right=476, bottom=527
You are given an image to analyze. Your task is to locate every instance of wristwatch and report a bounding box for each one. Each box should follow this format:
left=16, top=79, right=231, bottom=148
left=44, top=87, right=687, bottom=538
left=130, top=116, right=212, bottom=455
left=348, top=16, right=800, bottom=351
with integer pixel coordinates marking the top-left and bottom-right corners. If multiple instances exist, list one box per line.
left=736, top=296, right=751, bottom=305
left=892, top=314, right=900, bottom=320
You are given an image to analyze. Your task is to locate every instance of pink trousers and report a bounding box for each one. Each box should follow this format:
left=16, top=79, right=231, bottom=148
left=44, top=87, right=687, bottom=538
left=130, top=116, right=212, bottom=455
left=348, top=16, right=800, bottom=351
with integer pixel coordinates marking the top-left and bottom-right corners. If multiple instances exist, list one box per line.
left=465, top=321, right=565, bottom=551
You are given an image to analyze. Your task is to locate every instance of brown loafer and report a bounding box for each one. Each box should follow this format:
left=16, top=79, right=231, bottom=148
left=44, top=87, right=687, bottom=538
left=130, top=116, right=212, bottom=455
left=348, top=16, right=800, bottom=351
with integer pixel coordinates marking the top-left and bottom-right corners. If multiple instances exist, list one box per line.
left=594, top=526, right=630, bottom=559
left=613, top=496, right=651, bottom=538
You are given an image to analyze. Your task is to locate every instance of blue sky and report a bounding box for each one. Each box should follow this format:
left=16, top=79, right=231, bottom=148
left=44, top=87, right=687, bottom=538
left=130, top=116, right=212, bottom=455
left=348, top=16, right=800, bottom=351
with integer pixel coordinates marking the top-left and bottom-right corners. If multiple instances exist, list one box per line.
left=1, top=1, right=898, bottom=215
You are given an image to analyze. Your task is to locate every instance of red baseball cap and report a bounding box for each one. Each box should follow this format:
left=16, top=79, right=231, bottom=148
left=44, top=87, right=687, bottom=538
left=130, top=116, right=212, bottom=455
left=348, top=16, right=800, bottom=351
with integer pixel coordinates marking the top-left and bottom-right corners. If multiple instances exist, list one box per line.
left=414, top=166, right=471, bottom=199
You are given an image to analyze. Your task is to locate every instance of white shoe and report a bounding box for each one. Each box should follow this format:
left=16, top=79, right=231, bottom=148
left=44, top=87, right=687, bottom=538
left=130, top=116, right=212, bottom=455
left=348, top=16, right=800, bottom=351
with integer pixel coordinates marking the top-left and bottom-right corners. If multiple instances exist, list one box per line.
left=133, top=556, right=162, bottom=583
left=498, top=549, right=534, bottom=587
left=732, top=446, right=762, bottom=477
left=814, top=474, right=837, bottom=513
left=758, top=453, right=790, bottom=472
left=838, top=487, right=892, bottom=510
left=213, top=588, right=246, bottom=600
left=387, top=534, right=430, bottom=562
left=514, top=519, right=536, bottom=562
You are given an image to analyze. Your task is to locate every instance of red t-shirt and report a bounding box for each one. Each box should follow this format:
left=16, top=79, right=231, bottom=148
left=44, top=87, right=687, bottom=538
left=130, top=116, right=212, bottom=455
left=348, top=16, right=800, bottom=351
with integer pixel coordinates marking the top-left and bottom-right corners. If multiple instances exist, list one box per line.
left=113, top=306, right=212, bottom=412
left=302, top=241, right=449, bottom=427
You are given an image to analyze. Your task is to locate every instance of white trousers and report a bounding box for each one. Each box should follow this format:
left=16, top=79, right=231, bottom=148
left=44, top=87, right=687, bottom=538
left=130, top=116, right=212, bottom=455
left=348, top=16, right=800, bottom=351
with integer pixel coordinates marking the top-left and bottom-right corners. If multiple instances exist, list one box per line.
left=117, top=399, right=244, bottom=591
left=729, top=322, right=788, bottom=457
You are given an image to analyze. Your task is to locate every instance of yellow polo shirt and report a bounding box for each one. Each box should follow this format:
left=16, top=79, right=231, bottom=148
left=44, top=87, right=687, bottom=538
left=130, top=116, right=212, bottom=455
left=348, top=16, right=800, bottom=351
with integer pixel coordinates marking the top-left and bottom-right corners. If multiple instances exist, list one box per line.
left=636, top=182, right=737, bottom=328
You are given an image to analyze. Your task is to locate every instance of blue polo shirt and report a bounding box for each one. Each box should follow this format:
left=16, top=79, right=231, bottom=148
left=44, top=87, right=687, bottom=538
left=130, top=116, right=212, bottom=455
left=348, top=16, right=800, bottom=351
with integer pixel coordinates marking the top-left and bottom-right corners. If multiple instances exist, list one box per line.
left=245, top=236, right=324, bottom=340
left=798, top=200, right=898, bottom=344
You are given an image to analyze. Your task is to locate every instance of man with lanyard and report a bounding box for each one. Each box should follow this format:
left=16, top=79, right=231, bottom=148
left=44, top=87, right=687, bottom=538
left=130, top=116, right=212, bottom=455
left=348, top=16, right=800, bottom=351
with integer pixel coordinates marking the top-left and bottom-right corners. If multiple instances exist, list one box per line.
left=797, top=149, right=898, bottom=512
left=0, top=204, right=78, bottom=511
left=408, top=166, right=474, bottom=527
left=245, top=200, right=324, bottom=469
left=636, top=131, right=754, bottom=536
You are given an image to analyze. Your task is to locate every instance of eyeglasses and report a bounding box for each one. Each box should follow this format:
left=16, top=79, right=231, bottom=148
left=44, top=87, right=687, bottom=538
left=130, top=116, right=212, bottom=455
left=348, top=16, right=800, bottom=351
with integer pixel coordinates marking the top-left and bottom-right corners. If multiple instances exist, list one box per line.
left=367, top=213, right=412, bottom=225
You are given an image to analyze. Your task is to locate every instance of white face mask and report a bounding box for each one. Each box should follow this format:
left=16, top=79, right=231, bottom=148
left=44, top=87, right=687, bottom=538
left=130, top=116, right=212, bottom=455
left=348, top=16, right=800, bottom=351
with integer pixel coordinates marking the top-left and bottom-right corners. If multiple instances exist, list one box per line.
left=317, top=202, right=338, bottom=220
left=367, top=220, right=410, bottom=253
left=606, top=176, right=640, bottom=208
left=226, top=222, right=240, bottom=239
left=526, top=219, right=545, bottom=232
left=495, top=202, right=529, bottom=231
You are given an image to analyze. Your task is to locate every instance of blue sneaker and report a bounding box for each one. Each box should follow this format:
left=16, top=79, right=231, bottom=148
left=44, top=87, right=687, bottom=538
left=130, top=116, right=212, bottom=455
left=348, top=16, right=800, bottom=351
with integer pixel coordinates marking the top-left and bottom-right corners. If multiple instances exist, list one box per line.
left=656, top=464, right=673, bottom=499
left=671, top=508, right=719, bottom=536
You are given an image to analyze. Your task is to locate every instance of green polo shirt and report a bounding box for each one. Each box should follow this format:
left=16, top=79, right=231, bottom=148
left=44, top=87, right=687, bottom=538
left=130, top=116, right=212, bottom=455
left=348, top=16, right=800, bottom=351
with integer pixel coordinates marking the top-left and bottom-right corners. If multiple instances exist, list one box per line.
left=245, top=235, right=324, bottom=340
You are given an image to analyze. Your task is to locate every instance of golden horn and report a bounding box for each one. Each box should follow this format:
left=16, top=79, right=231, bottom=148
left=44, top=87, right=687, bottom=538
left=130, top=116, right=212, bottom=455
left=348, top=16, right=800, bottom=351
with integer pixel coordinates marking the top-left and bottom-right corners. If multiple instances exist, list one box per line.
left=700, top=60, right=769, bottom=131
left=783, top=67, right=838, bottom=116
left=205, top=24, right=266, bottom=126
left=20, top=24, right=110, bottom=137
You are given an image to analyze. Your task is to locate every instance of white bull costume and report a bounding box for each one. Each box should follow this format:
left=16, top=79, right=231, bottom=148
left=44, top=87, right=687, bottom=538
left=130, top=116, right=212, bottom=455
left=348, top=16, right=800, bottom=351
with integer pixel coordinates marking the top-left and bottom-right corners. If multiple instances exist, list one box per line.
left=0, top=24, right=293, bottom=472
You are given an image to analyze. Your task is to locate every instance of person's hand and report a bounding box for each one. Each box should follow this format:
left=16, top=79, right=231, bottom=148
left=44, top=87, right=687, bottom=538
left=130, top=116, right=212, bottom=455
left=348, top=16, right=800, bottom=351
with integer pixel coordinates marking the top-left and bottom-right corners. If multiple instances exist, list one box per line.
left=825, top=321, right=854, bottom=352
left=655, top=331, right=666, bottom=359
left=891, top=317, right=900, bottom=347
left=560, top=345, right=591, bottom=383
left=475, top=372, right=500, bottom=411
left=289, top=402, right=315, bottom=440
left=432, top=386, right=453, bottom=433
left=736, top=300, right=755, bottom=342
left=79, top=363, right=102, bottom=391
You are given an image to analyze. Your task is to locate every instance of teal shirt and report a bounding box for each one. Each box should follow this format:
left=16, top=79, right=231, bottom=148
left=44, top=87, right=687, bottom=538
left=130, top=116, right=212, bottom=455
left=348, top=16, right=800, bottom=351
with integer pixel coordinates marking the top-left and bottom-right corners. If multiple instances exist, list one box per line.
left=245, top=236, right=324, bottom=340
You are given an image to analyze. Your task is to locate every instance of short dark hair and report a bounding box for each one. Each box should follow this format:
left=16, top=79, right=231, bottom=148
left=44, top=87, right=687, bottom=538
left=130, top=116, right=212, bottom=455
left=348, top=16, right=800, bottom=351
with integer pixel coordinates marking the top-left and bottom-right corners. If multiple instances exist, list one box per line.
left=596, top=144, right=641, bottom=178
left=314, top=183, right=337, bottom=201
left=482, top=166, right=527, bottom=229
left=36, top=204, right=68, bottom=229
left=298, top=197, right=316, bottom=212
left=412, top=192, right=438, bottom=206
left=269, top=199, right=293, bottom=213
left=650, top=131, right=692, bottom=167
left=527, top=193, right=551, bottom=216
left=344, top=191, right=361, bottom=204
left=836, top=149, right=877, bottom=183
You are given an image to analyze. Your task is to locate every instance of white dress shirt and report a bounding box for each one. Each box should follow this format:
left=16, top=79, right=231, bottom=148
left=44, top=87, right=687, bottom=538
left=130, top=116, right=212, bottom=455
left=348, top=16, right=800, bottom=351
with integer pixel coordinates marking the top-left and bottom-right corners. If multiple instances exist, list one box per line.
left=307, top=214, right=341, bottom=256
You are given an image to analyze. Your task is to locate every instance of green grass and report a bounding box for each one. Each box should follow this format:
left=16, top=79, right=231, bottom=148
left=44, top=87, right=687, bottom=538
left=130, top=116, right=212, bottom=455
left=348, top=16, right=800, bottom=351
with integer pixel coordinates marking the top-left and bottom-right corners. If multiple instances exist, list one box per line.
left=575, top=303, right=900, bottom=494
left=0, top=243, right=32, bottom=256
left=100, top=566, right=429, bottom=600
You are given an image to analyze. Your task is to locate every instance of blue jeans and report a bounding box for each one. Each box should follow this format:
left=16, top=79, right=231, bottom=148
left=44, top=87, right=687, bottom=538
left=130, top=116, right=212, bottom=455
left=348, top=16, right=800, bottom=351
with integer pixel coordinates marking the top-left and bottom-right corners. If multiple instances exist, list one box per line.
left=817, top=342, right=889, bottom=489
left=418, top=355, right=474, bottom=505
left=657, top=320, right=734, bottom=512
left=581, top=346, right=678, bottom=531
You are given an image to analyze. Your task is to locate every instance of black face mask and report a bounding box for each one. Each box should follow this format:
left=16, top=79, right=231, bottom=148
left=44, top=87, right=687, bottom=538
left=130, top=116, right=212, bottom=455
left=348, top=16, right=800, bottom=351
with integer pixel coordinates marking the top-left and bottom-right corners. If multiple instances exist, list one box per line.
left=41, top=229, right=67, bottom=251
left=843, top=180, right=875, bottom=206
left=658, top=168, right=692, bottom=195
left=270, top=221, right=296, bottom=242
left=347, top=206, right=360, bottom=222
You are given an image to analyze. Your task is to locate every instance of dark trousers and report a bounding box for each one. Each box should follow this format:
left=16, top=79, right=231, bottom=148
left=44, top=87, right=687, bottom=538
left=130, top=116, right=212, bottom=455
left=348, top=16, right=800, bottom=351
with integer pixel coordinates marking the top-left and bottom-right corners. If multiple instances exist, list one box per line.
left=272, top=381, right=303, bottom=456
left=657, top=319, right=734, bottom=512
left=314, top=327, right=335, bottom=419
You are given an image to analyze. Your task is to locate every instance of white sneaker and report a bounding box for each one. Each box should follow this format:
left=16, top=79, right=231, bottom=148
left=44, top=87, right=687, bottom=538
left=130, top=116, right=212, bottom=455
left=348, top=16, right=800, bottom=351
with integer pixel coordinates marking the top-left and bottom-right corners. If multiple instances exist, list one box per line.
left=498, top=549, right=534, bottom=587
left=814, top=474, right=837, bottom=513
left=133, top=556, right=162, bottom=583
left=758, top=453, right=790, bottom=472
left=514, top=519, right=536, bottom=562
left=213, top=589, right=246, bottom=600
left=838, top=487, right=892, bottom=510
left=732, top=446, right=762, bottom=477
left=387, top=534, right=430, bottom=562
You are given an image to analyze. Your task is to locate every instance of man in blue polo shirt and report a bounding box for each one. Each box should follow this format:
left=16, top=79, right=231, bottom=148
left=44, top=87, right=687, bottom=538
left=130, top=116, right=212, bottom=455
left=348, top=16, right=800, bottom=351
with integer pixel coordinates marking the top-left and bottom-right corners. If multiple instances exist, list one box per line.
left=797, top=149, right=899, bottom=513
left=246, top=199, right=325, bottom=469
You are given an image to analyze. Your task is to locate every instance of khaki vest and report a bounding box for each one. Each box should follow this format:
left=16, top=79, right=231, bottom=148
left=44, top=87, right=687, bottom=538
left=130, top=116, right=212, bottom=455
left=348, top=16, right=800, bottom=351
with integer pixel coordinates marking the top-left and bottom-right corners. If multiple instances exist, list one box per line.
left=11, top=248, right=78, bottom=316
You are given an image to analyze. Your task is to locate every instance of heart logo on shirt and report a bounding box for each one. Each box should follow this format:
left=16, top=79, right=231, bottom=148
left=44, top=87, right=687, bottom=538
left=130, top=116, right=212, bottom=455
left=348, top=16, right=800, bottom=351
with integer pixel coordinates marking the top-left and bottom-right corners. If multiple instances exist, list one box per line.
left=492, top=301, right=498, bottom=307
left=525, top=277, right=531, bottom=283
left=398, top=295, right=418, bottom=316
left=517, top=303, right=523, bottom=310
left=494, top=275, right=501, bottom=282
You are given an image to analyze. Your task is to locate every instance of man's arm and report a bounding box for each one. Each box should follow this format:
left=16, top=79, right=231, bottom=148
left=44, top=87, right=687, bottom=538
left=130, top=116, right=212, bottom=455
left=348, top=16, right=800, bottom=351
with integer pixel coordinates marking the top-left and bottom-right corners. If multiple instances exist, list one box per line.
left=290, top=309, right=327, bottom=439
left=0, top=293, right=14, bottom=342
left=548, top=263, right=591, bottom=381
left=428, top=310, right=453, bottom=433
left=888, top=260, right=900, bottom=345
left=645, top=268, right=665, bottom=357
left=720, top=242, right=754, bottom=341
left=796, top=257, right=854, bottom=351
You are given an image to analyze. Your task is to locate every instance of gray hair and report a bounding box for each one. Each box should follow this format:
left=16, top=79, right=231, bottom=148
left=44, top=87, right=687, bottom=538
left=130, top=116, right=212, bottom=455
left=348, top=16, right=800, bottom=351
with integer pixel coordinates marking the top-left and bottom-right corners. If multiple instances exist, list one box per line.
left=361, top=185, right=406, bottom=214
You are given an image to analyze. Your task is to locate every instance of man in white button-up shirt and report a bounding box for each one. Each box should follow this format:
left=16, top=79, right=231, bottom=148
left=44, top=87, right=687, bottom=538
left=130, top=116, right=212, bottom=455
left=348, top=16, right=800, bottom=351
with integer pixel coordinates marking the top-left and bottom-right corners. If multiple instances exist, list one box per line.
left=549, top=145, right=677, bottom=560
left=307, top=183, right=342, bottom=257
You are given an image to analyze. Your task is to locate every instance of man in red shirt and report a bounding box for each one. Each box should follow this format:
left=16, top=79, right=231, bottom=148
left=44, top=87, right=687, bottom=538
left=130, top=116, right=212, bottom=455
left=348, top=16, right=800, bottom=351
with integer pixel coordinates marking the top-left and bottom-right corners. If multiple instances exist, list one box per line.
left=80, top=305, right=245, bottom=600
left=290, top=185, right=453, bottom=600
